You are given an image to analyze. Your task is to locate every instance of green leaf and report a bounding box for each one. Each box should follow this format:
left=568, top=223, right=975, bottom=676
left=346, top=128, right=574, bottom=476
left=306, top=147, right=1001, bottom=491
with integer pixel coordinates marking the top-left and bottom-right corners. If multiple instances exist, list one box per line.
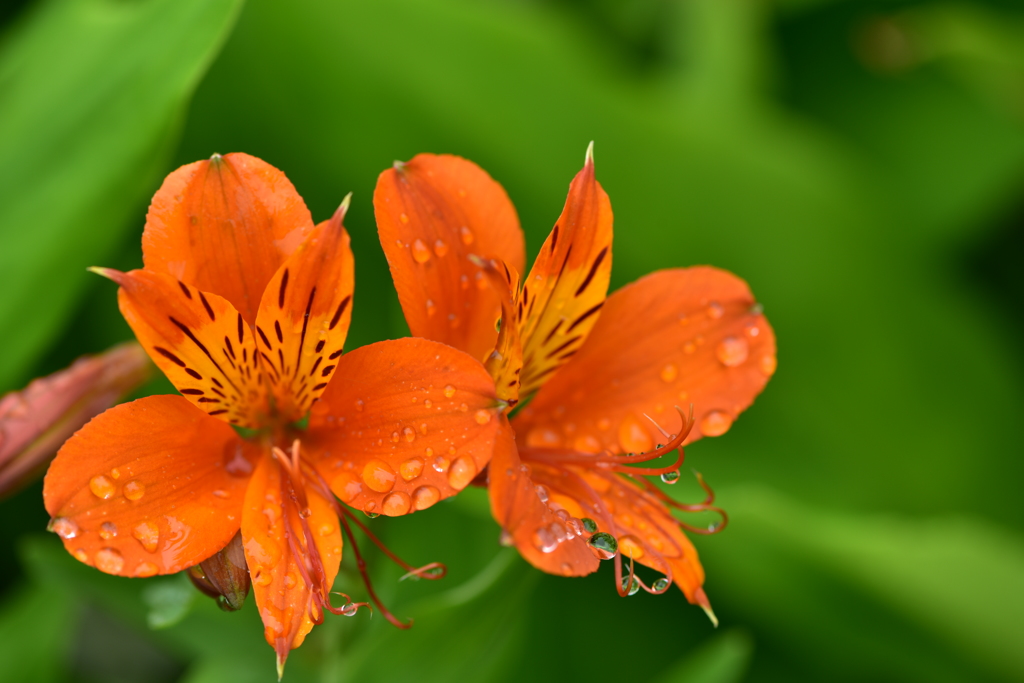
left=0, top=583, right=78, bottom=683
left=702, top=485, right=1024, bottom=682
left=0, top=0, right=244, bottom=392
left=653, top=630, right=754, bottom=683
left=142, top=573, right=197, bottom=630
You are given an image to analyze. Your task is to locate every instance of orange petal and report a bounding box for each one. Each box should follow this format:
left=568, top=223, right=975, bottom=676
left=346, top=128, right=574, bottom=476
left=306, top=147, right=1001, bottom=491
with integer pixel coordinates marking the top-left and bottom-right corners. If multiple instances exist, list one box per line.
left=517, top=146, right=613, bottom=397
left=142, top=153, right=314, bottom=324
left=254, top=202, right=355, bottom=422
left=306, top=338, right=501, bottom=516
left=95, top=268, right=268, bottom=428
left=241, top=454, right=342, bottom=666
left=42, top=395, right=255, bottom=577
left=571, top=467, right=705, bottom=602
left=488, top=417, right=599, bottom=577
left=374, top=154, right=526, bottom=361
left=478, top=258, right=523, bottom=407
left=513, top=267, right=776, bottom=451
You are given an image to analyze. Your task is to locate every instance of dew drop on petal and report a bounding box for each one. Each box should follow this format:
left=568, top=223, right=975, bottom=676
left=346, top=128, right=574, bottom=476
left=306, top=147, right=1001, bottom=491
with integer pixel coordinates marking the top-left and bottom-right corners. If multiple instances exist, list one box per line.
left=318, top=522, right=335, bottom=536
left=761, top=355, right=777, bottom=375
left=716, top=336, right=749, bottom=367
left=533, top=527, right=558, bottom=553
left=90, top=475, right=115, bottom=500
left=403, top=426, right=416, bottom=443
left=444, top=385, right=456, bottom=398
left=587, top=532, right=617, bottom=560
left=49, top=517, right=79, bottom=540
left=459, top=403, right=468, bottom=413
left=683, top=341, right=696, bottom=354
left=433, top=239, right=449, bottom=257
left=448, top=456, right=476, bottom=490
left=581, top=518, right=598, bottom=534
left=382, top=491, right=412, bottom=516
left=399, top=212, right=410, bottom=224
left=660, top=363, right=678, bottom=383
left=618, top=414, right=652, bottom=453
left=459, top=226, right=474, bottom=244
left=700, top=410, right=734, bottom=437
left=412, top=485, right=440, bottom=510
left=707, top=301, right=724, bottom=319
left=432, top=456, right=449, bottom=473
left=212, top=489, right=229, bottom=499
left=574, top=434, right=601, bottom=453
left=110, top=468, right=121, bottom=480
left=526, top=427, right=561, bottom=448
left=98, top=521, right=118, bottom=540
left=332, top=471, right=364, bottom=503
left=535, top=485, right=549, bottom=503
left=426, top=299, right=436, bottom=317
left=355, top=399, right=365, bottom=412
left=618, top=534, right=646, bottom=559
left=73, top=548, right=89, bottom=563
left=135, top=562, right=159, bottom=578
left=362, top=459, right=397, bottom=492
left=132, top=521, right=160, bottom=553
left=94, top=548, right=125, bottom=574
left=400, top=457, right=424, bottom=481
left=474, top=409, right=491, bottom=425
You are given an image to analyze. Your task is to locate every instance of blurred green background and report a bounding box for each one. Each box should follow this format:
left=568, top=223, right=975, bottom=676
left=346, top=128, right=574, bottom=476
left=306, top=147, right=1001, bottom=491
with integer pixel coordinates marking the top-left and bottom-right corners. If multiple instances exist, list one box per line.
left=2, top=0, right=1024, bottom=681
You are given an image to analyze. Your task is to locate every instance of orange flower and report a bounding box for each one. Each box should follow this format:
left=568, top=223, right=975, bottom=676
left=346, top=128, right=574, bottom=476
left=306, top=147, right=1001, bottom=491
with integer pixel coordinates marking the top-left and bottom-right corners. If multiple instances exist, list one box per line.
left=43, top=153, right=502, bottom=675
left=374, top=145, right=776, bottom=620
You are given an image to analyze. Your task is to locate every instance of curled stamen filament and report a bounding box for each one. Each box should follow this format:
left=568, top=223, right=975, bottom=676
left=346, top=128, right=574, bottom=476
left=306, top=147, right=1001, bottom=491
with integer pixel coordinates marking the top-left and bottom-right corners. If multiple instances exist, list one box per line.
left=635, top=471, right=729, bottom=535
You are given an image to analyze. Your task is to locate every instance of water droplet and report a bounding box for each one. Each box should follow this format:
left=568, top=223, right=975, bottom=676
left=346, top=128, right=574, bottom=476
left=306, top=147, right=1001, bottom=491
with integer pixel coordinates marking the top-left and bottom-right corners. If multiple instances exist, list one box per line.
left=135, top=562, right=159, bottom=578
left=716, top=336, right=749, bottom=367
left=618, top=414, right=652, bottom=453
left=745, top=323, right=760, bottom=337
left=412, top=485, right=440, bottom=510
left=299, top=506, right=312, bottom=519
left=363, top=501, right=379, bottom=518
left=399, top=212, right=410, bottom=224
left=399, top=457, right=424, bottom=481
left=332, top=471, right=363, bottom=502
left=433, top=239, right=449, bottom=257
left=499, top=529, right=514, bottom=547
left=362, top=459, right=397, bottom=492
left=653, top=577, right=670, bottom=591
left=574, top=434, right=601, bottom=453
left=382, top=491, right=412, bottom=516
left=432, top=456, right=449, bottom=473
left=95, top=547, right=125, bottom=574
left=403, top=426, right=416, bottom=443
left=618, top=534, right=646, bottom=559
left=443, top=385, right=456, bottom=398
left=581, top=518, right=598, bottom=534
left=460, top=274, right=470, bottom=290
left=224, top=442, right=253, bottom=476
left=661, top=470, right=681, bottom=485
left=535, top=485, right=549, bottom=503
left=49, top=517, right=79, bottom=539
left=526, top=427, right=561, bottom=448
left=255, top=571, right=273, bottom=587
left=284, top=573, right=297, bottom=588
left=426, top=299, right=436, bottom=317
left=448, top=456, right=476, bottom=490
left=621, top=574, right=640, bottom=596
left=98, top=521, right=118, bottom=540
left=212, top=489, right=229, bottom=499
left=132, top=521, right=160, bottom=553
left=761, top=355, right=777, bottom=375
left=318, top=522, right=335, bottom=536
left=391, top=431, right=401, bottom=443
left=459, top=226, right=474, bottom=244
left=660, top=363, right=678, bottom=383
left=474, top=409, right=491, bottom=425
left=355, top=399, right=365, bottom=412
left=411, top=239, right=431, bottom=263
left=110, top=468, right=121, bottom=480
left=89, top=475, right=115, bottom=500
left=587, top=532, right=617, bottom=560
left=597, top=418, right=611, bottom=431
left=700, top=410, right=733, bottom=437
left=683, top=341, right=696, bottom=354
left=459, top=403, right=468, bottom=412
left=707, top=301, right=724, bottom=319
left=424, top=399, right=432, bottom=409
left=533, top=527, right=558, bottom=553
left=73, top=548, right=89, bottom=563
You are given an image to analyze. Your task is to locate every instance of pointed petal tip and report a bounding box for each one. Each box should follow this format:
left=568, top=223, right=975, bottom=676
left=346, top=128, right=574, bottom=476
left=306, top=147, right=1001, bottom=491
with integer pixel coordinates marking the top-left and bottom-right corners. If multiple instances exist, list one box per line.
left=209, top=152, right=223, bottom=163
left=275, top=646, right=288, bottom=681
left=333, top=192, right=353, bottom=221
left=87, top=266, right=121, bottom=282
left=393, top=159, right=406, bottom=171
left=585, top=140, right=595, bottom=166
left=694, top=586, right=718, bottom=627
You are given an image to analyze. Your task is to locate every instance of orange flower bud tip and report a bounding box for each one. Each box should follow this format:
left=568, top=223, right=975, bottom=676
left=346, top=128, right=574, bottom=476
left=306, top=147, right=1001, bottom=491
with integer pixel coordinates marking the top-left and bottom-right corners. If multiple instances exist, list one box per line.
left=693, top=586, right=719, bottom=628
left=585, top=140, right=595, bottom=166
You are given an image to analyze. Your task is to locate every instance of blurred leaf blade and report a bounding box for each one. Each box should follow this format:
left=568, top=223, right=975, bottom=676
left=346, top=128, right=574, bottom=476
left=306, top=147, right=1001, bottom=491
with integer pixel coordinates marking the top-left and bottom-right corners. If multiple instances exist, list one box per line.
left=0, top=0, right=244, bottom=391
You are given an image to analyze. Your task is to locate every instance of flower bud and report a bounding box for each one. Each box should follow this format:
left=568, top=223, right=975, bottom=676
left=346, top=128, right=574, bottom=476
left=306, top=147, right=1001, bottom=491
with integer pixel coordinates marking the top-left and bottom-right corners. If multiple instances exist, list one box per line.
left=187, top=531, right=250, bottom=611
